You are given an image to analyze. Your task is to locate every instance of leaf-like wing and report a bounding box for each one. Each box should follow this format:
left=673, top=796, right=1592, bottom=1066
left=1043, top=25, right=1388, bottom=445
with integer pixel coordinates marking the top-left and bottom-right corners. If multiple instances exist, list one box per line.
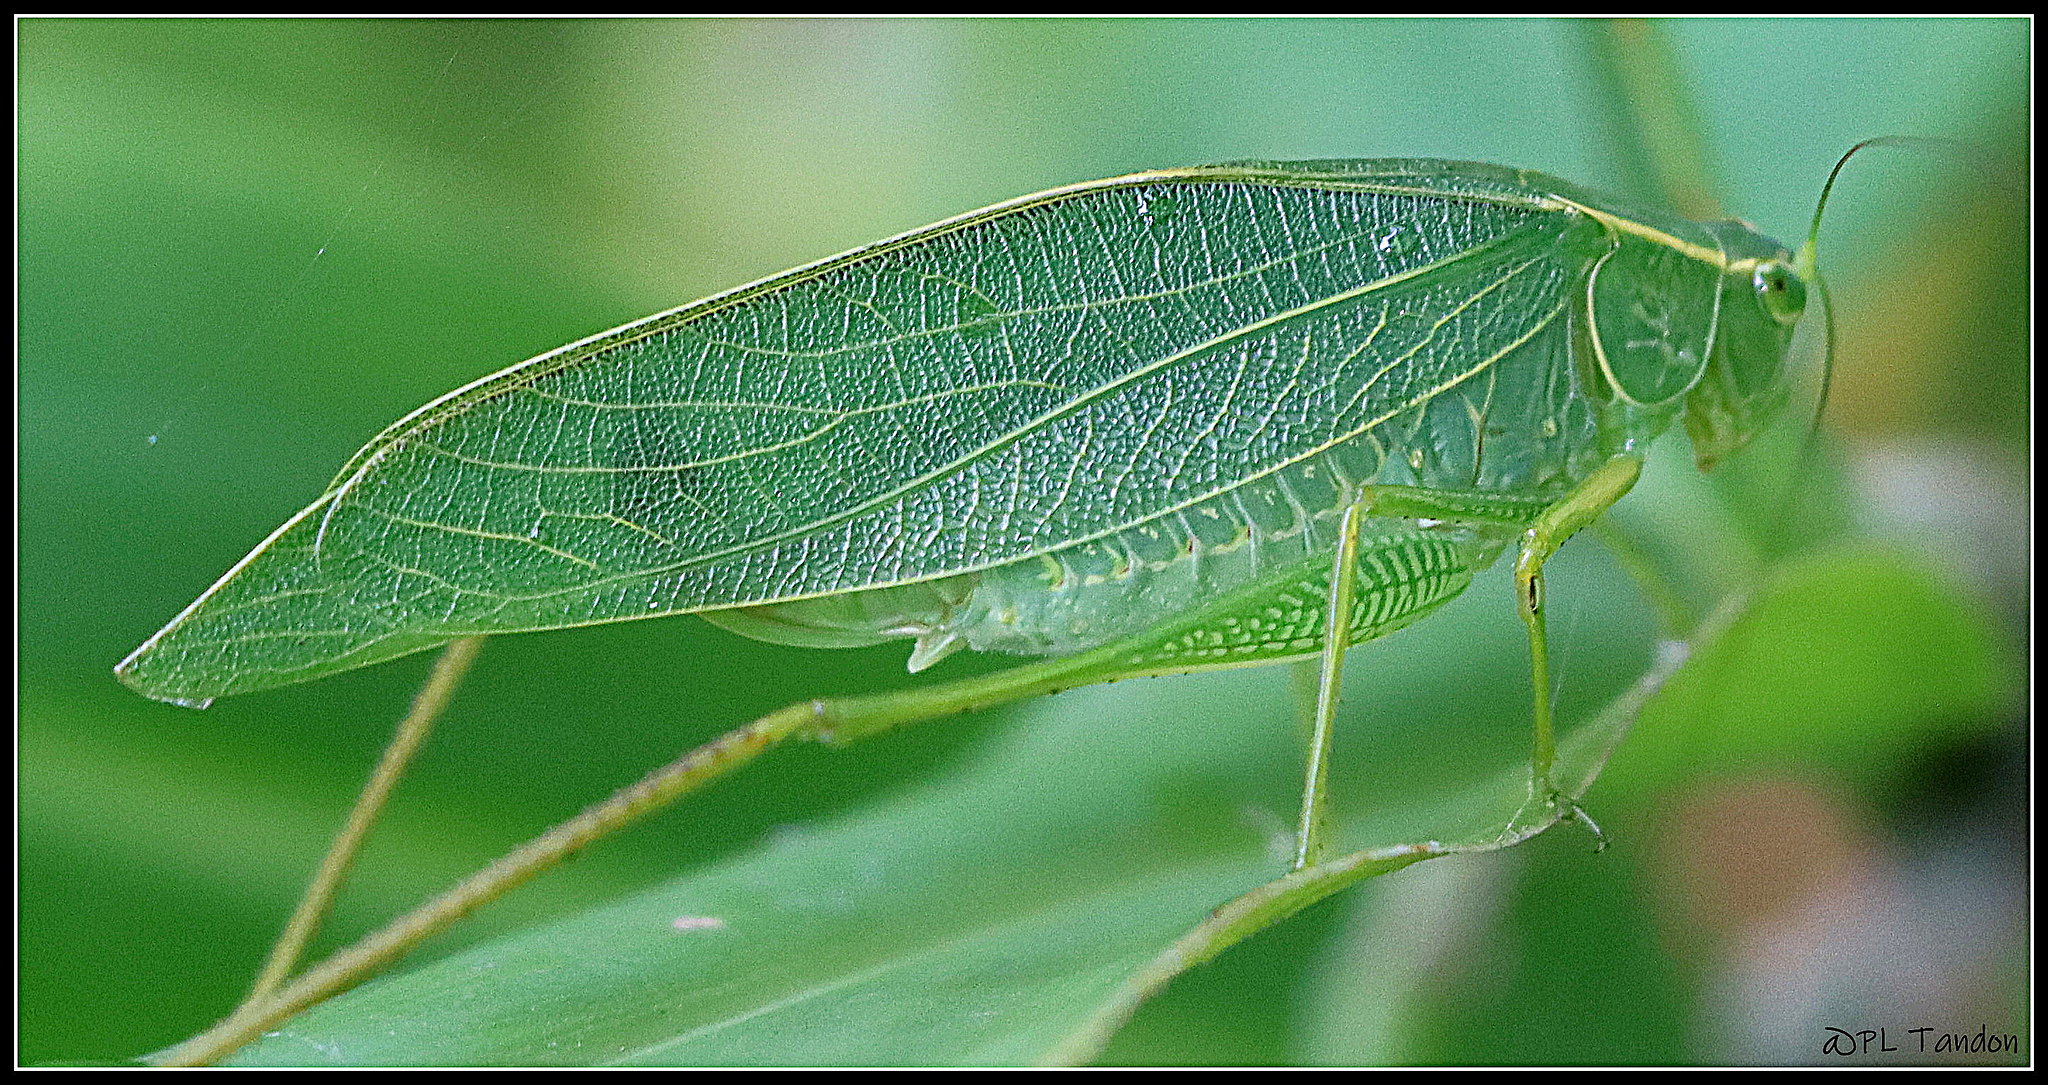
left=120, top=164, right=1597, bottom=702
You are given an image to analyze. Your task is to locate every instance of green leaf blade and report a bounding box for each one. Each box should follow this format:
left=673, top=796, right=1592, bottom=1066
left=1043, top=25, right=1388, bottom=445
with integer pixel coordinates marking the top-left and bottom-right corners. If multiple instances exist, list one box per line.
left=216, top=557, right=1659, bottom=1067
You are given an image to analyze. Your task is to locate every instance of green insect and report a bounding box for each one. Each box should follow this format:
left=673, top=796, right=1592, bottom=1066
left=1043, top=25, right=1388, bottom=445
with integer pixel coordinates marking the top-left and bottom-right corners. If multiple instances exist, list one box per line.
left=123, top=155, right=1828, bottom=1062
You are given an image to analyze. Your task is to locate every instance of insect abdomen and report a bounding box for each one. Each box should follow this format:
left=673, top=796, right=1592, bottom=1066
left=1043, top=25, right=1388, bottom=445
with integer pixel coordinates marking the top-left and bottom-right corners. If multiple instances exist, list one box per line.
left=700, top=446, right=1499, bottom=674
left=1113, top=526, right=1480, bottom=674
left=949, top=453, right=1371, bottom=660
left=951, top=452, right=1495, bottom=673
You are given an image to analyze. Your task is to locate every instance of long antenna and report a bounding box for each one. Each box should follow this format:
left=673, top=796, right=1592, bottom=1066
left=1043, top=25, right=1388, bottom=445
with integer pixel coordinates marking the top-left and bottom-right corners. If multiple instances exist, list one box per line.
left=1785, top=137, right=1975, bottom=524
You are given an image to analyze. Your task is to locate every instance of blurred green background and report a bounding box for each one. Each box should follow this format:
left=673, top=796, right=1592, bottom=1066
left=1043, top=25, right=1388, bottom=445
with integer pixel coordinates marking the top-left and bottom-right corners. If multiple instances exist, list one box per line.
left=20, top=18, right=2027, bottom=1066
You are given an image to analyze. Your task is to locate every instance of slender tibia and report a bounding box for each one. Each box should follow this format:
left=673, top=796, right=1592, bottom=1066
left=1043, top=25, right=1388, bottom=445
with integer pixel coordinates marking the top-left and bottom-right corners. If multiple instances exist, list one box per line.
left=1294, top=493, right=1369, bottom=870
left=1512, top=454, right=1643, bottom=821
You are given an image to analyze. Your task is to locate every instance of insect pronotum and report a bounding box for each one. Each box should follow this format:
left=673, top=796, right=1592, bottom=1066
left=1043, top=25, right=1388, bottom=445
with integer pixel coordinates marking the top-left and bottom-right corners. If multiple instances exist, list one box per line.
left=123, top=156, right=1829, bottom=1063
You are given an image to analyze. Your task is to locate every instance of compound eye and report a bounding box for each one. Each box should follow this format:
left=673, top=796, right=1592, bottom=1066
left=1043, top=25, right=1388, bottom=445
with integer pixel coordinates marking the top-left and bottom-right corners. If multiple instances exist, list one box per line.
left=1754, top=259, right=1806, bottom=325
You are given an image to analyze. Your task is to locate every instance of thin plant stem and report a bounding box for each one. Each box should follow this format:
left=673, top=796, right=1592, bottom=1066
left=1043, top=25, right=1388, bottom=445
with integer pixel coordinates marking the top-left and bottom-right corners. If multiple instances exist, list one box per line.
left=1590, top=518, right=1698, bottom=641
left=1040, top=591, right=1729, bottom=1066
left=154, top=644, right=1120, bottom=1067
left=157, top=700, right=822, bottom=1067
left=244, top=635, right=486, bottom=1006
left=1576, top=18, right=1721, bottom=220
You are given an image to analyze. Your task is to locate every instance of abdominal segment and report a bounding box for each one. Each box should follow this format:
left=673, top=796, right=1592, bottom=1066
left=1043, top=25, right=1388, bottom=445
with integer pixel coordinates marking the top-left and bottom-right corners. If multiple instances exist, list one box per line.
left=696, top=453, right=1510, bottom=674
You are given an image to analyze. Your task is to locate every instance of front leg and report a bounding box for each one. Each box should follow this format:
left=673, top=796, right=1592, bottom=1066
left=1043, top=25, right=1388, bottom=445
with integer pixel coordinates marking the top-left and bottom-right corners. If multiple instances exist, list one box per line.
left=1512, top=454, right=1644, bottom=835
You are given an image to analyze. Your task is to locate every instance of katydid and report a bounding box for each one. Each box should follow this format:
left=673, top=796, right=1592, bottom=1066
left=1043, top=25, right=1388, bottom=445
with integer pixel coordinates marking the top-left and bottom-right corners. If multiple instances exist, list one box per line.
left=123, top=156, right=1827, bottom=1064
